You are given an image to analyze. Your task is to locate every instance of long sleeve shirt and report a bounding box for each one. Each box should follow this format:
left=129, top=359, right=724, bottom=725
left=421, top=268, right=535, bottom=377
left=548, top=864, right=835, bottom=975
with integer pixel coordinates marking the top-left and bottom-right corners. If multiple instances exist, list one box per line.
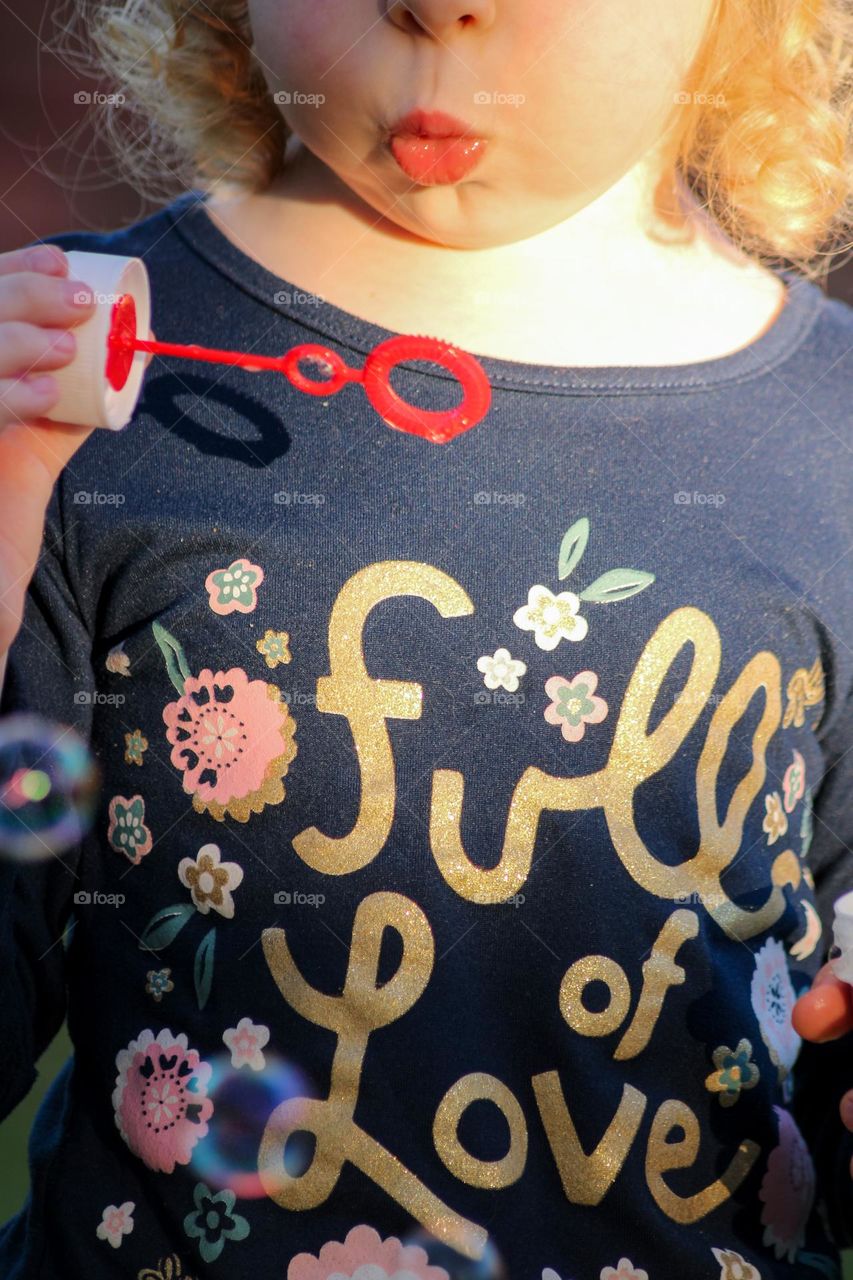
left=1, top=188, right=851, bottom=1280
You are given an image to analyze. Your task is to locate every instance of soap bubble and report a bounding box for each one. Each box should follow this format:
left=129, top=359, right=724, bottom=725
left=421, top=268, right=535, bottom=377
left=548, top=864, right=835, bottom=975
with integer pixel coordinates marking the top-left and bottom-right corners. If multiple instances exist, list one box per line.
left=190, top=1051, right=315, bottom=1199
left=0, top=714, right=100, bottom=860
left=399, top=1227, right=509, bottom=1278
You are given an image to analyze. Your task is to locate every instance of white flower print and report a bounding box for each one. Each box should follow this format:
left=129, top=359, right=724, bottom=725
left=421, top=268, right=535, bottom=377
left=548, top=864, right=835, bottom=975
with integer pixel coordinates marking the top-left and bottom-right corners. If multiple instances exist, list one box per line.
left=476, top=647, right=527, bottom=691
left=750, top=937, right=801, bottom=1081
left=223, top=1017, right=271, bottom=1071
left=178, top=842, right=244, bottom=919
left=96, top=1201, right=135, bottom=1248
left=710, top=1246, right=762, bottom=1279
left=513, top=585, right=589, bottom=651
left=600, top=1260, right=649, bottom=1280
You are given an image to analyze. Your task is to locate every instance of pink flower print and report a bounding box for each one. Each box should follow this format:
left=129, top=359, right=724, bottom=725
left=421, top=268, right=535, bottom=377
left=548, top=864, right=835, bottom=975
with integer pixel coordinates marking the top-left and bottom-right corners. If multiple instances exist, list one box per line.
left=750, top=937, right=801, bottom=1082
left=162, top=667, right=297, bottom=823
left=759, top=1106, right=815, bottom=1263
left=112, top=1028, right=214, bottom=1173
left=288, top=1224, right=450, bottom=1280
left=107, top=794, right=153, bottom=865
left=96, top=1201, right=135, bottom=1248
left=178, top=843, right=243, bottom=918
left=782, top=749, right=805, bottom=813
left=205, top=558, right=264, bottom=615
left=600, top=1261, right=648, bottom=1280
left=544, top=670, right=608, bottom=742
left=222, top=1017, right=270, bottom=1071
left=709, top=1248, right=762, bottom=1280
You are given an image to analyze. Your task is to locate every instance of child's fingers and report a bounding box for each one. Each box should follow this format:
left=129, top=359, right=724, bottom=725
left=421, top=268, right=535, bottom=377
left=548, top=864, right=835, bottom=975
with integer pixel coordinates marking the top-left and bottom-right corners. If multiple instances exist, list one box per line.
left=841, top=1089, right=853, bottom=1134
left=791, top=963, right=853, bottom=1042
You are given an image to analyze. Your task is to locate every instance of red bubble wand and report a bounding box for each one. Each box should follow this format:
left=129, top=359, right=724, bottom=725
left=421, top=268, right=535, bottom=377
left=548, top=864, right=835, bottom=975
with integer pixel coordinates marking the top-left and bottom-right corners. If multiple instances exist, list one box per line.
left=105, top=293, right=492, bottom=445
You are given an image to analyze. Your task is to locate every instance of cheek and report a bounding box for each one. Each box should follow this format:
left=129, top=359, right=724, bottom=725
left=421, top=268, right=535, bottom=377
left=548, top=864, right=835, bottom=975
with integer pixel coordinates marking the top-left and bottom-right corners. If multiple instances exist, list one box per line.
left=251, top=0, right=369, bottom=81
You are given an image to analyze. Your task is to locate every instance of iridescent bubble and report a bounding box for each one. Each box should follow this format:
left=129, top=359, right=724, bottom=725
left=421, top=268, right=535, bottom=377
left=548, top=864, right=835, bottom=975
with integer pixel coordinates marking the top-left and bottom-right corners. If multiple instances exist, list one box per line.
left=190, top=1051, right=315, bottom=1199
left=0, top=713, right=100, bottom=860
left=399, top=1227, right=509, bottom=1279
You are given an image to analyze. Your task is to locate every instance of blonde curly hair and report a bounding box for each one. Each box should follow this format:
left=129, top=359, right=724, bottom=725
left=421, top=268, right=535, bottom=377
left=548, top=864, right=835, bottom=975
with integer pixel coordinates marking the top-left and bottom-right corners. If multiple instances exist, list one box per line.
left=49, top=0, right=853, bottom=281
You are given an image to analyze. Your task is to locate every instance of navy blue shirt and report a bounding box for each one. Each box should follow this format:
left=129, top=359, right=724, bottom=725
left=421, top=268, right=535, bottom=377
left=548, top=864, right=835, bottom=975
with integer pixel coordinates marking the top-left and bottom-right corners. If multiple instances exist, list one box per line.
left=1, top=189, right=852, bottom=1279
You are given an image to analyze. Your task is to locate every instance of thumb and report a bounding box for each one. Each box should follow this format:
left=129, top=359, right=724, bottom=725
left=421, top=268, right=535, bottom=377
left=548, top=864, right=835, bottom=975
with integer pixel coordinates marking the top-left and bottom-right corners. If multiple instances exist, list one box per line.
left=791, top=961, right=853, bottom=1042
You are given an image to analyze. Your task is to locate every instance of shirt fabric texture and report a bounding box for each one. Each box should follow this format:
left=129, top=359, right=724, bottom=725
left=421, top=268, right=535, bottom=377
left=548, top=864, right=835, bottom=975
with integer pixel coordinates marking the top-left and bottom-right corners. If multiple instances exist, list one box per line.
left=1, top=188, right=852, bottom=1280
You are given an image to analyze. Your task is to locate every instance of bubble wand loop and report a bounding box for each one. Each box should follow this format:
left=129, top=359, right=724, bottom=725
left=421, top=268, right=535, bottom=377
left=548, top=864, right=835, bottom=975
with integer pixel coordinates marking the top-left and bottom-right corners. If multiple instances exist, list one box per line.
left=46, top=251, right=492, bottom=445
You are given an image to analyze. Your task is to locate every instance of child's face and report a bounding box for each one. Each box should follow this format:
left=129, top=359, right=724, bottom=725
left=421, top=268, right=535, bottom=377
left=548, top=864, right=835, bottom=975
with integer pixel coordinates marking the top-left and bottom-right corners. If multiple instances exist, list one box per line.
left=249, top=0, right=716, bottom=248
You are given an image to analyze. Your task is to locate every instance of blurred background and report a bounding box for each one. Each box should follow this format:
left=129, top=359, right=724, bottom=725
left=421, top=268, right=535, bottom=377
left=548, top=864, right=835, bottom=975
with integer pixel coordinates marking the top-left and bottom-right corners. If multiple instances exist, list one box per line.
left=1, top=0, right=853, bottom=1271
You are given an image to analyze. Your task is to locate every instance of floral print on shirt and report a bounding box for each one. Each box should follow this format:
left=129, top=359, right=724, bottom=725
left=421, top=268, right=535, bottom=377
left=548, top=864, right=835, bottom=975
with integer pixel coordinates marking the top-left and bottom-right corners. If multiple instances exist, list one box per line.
left=112, top=1028, right=214, bottom=1173
left=153, top=621, right=298, bottom=823
left=287, top=1225, right=450, bottom=1279
left=205, top=557, right=264, bottom=615
left=758, top=1107, right=815, bottom=1263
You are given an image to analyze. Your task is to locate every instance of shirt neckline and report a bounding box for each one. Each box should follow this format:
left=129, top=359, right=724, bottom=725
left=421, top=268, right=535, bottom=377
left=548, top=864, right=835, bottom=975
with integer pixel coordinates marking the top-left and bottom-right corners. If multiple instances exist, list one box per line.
left=165, top=187, right=826, bottom=398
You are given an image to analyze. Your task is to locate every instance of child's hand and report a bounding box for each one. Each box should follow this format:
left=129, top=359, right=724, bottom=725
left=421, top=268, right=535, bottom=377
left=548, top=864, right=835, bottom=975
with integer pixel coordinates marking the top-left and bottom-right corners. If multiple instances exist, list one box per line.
left=0, top=244, right=153, bottom=660
left=792, top=963, right=853, bottom=1178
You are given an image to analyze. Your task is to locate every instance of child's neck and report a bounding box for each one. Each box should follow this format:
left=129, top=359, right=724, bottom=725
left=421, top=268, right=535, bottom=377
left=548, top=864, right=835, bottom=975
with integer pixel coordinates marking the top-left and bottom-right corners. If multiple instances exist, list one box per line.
left=204, top=141, right=786, bottom=368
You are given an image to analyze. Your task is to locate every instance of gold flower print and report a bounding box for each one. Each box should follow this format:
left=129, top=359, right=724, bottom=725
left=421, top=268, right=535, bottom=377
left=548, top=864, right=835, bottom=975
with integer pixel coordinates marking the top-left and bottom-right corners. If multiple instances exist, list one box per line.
left=145, top=967, right=174, bottom=1002
left=124, top=729, right=148, bottom=765
left=137, top=1256, right=196, bottom=1280
left=256, top=628, right=292, bottom=669
left=106, top=642, right=131, bottom=676
left=782, top=656, right=824, bottom=729
left=705, top=1038, right=760, bottom=1107
left=762, top=792, right=788, bottom=844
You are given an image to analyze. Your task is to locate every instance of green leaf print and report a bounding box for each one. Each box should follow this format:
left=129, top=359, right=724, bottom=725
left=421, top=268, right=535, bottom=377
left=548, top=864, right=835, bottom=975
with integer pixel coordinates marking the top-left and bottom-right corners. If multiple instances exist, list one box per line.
left=579, top=568, right=655, bottom=602
left=557, top=516, right=590, bottom=581
left=138, top=903, right=196, bottom=952
left=194, top=926, right=216, bottom=1011
left=152, top=620, right=193, bottom=696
